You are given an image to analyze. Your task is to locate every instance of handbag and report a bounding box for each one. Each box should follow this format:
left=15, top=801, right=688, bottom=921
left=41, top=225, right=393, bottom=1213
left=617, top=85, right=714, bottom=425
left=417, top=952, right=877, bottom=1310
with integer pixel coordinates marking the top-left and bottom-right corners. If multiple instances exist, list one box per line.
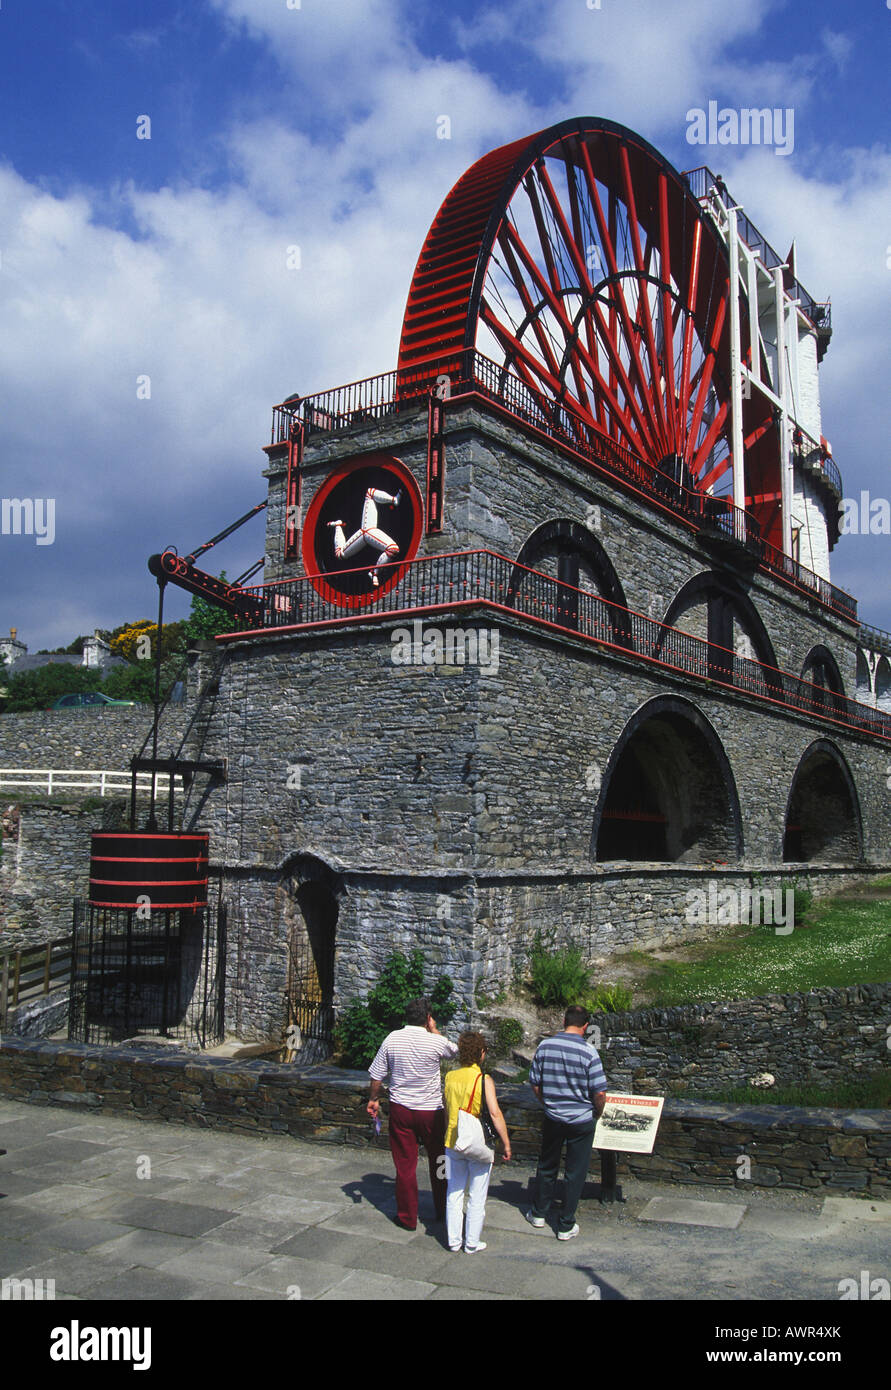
left=454, top=1068, right=495, bottom=1164
left=478, top=1065, right=499, bottom=1150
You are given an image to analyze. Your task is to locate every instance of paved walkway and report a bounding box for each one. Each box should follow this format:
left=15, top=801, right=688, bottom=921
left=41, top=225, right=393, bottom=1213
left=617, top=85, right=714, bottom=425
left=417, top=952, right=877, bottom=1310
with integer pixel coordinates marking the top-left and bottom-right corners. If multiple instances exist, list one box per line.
left=1, top=1099, right=888, bottom=1302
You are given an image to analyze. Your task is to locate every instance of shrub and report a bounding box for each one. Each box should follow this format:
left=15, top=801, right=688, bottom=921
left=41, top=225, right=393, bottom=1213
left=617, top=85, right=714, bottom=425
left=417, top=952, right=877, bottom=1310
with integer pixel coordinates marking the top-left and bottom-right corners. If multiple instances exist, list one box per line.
left=528, top=931, right=591, bottom=1007
left=336, top=949, right=456, bottom=1069
left=585, top=982, right=633, bottom=1014
left=493, top=1017, right=524, bottom=1054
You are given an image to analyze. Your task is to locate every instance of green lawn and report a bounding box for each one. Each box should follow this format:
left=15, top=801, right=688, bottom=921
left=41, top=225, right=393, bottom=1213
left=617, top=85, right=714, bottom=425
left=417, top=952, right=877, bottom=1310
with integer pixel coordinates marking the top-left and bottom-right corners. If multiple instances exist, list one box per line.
left=631, top=885, right=891, bottom=1008
left=680, top=1075, right=891, bottom=1109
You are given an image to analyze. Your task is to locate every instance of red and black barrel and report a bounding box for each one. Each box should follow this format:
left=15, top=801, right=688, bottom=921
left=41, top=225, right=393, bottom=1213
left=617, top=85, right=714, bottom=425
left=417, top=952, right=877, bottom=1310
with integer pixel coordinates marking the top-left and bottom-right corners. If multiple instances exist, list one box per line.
left=89, top=832, right=209, bottom=910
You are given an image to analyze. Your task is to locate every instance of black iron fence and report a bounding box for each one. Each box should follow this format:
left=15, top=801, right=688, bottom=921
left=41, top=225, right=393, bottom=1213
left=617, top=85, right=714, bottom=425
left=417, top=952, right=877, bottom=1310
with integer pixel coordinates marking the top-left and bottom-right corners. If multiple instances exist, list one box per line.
left=69, top=900, right=226, bottom=1048
left=229, top=549, right=890, bottom=742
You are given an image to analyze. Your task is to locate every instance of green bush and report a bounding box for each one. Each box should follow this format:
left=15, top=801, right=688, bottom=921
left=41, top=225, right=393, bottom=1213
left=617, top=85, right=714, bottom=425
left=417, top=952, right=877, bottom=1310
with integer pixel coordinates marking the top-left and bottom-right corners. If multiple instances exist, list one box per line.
left=528, top=931, right=591, bottom=1007
left=494, top=1017, right=524, bottom=1054
left=336, top=949, right=456, bottom=1069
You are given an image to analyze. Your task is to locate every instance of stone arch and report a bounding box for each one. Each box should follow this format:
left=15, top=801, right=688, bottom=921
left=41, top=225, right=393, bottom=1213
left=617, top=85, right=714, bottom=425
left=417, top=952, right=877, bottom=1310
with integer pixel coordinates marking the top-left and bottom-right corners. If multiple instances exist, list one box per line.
left=876, top=656, right=891, bottom=713
left=656, top=572, right=782, bottom=695
left=782, top=740, right=863, bottom=864
left=508, top=518, right=633, bottom=647
left=855, top=649, right=873, bottom=701
left=800, top=645, right=847, bottom=715
left=279, top=853, right=342, bottom=1060
left=592, top=695, right=743, bottom=863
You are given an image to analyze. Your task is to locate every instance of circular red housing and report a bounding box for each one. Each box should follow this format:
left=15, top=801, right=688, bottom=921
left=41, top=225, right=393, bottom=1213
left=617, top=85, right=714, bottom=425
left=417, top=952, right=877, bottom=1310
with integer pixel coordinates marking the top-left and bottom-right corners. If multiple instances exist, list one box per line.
left=301, top=453, right=423, bottom=609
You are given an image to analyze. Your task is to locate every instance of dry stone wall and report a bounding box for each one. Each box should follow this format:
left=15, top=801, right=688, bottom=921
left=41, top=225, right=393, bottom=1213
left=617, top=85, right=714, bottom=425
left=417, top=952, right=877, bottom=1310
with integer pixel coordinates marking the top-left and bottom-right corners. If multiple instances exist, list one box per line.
left=0, top=1037, right=886, bottom=1194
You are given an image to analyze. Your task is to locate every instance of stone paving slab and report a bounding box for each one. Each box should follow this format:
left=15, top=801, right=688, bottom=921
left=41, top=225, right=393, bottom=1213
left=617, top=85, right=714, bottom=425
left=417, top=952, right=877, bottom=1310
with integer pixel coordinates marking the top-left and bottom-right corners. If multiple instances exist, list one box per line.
left=90, top=1196, right=233, bottom=1238
left=149, top=1181, right=256, bottom=1212
left=237, top=1194, right=345, bottom=1226
left=211, top=1213, right=310, bottom=1251
left=638, top=1196, right=747, bottom=1229
left=88, top=1227, right=204, bottom=1268
left=10, top=1249, right=136, bottom=1295
left=156, top=1238, right=277, bottom=1285
left=822, top=1196, right=891, bottom=1222
left=86, top=1267, right=239, bottom=1301
left=316, top=1269, right=437, bottom=1301
left=233, top=1253, right=354, bottom=1299
left=9, top=1183, right=115, bottom=1216
left=739, top=1208, right=847, bottom=1239
left=23, top=1216, right=138, bottom=1251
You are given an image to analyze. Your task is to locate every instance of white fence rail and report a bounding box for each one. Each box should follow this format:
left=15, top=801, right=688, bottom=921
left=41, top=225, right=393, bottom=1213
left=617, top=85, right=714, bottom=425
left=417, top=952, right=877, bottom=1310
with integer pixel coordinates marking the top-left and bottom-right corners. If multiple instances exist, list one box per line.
left=0, top=769, right=180, bottom=796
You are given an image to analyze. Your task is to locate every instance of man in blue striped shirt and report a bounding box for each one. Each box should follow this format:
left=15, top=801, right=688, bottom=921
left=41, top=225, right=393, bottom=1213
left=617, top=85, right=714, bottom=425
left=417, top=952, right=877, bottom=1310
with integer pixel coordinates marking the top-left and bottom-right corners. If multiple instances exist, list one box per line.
left=526, top=1004, right=607, bottom=1240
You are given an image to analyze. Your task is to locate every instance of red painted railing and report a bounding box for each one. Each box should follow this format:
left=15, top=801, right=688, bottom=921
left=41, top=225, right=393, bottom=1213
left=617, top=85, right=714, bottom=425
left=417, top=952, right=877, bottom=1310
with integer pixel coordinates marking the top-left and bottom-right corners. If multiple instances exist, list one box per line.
left=269, top=350, right=856, bottom=624
left=224, top=549, right=889, bottom=743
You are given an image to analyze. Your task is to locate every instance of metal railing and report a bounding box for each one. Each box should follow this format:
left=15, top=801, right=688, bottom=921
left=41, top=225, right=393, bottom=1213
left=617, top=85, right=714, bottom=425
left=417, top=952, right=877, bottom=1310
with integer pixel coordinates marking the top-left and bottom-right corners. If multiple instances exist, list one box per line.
left=858, top=624, right=891, bottom=658
left=0, top=935, right=73, bottom=1029
left=270, top=349, right=856, bottom=623
left=0, top=769, right=179, bottom=797
left=683, top=166, right=831, bottom=337
left=227, top=550, right=890, bottom=742
left=756, top=539, right=856, bottom=622
left=793, top=426, right=843, bottom=500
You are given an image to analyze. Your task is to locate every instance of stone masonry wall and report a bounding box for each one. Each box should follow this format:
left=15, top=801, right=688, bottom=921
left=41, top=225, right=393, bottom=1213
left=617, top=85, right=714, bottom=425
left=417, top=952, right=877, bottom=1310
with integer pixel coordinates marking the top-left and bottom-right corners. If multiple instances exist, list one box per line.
left=0, top=706, right=189, bottom=772
left=191, top=610, right=891, bottom=1036
left=589, top=983, right=891, bottom=1096
left=0, top=1037, right=887, bottom=1194
left=0, top=799, right=128, bottom=945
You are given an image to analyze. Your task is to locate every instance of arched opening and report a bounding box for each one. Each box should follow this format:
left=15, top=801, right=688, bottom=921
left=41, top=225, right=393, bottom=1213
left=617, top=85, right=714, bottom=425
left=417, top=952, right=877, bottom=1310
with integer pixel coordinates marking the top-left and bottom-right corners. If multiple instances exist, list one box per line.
left=855, top=649, right=873, bottom=702
left=876, top=656, right=891, bottom=713
left=281, top=862, right=340, bottom=1061
left=800, top=645, right=846, bottom=717
left=655, top=573, right=782, bottom=696
left=509, top=519, right=632, bottom=647
left=783, top=741, right=862, bottom=863
left=593, top=697, right=742, bottom=863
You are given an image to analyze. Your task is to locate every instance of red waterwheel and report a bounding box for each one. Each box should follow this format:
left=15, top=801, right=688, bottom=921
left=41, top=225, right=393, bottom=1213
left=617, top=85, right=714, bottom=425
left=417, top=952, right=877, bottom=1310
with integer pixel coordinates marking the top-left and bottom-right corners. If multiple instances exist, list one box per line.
left=397, top=117, right=780, bottom=526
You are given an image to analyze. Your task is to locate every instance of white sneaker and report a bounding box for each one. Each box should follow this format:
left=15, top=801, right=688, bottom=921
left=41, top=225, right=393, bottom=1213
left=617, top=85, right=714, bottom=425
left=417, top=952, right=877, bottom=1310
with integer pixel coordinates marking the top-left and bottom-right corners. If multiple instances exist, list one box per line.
left=557, top=1224, right=580, bottom=1241
left=465, top=1242, right=487, bottom=1253
left=525, top=1210, right=545, bottom=1228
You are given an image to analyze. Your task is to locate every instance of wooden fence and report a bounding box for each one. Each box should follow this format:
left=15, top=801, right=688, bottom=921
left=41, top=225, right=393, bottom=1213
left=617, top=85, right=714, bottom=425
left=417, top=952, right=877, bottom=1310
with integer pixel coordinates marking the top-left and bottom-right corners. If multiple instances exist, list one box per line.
left=0, top=935, right=73, bottom=1031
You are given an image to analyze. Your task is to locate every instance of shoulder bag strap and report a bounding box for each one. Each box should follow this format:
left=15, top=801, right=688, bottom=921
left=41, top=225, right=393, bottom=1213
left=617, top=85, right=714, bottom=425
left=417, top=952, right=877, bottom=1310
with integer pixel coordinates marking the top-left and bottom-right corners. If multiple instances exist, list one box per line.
left=460, top=1069, right=482, bottom=1114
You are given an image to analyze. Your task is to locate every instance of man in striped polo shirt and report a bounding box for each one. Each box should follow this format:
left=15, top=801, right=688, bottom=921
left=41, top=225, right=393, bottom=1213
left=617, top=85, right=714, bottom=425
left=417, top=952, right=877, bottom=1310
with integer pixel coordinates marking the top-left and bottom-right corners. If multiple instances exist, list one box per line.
left=526, top=1004, right=607, bottom=1240
left=367, top=997, right=458, bottom=1231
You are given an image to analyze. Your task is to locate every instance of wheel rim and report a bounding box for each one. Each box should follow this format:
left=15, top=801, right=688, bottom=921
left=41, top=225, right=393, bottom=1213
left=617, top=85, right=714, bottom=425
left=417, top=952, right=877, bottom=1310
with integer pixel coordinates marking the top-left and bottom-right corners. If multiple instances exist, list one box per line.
left=398, top=118, right=779, bottom=513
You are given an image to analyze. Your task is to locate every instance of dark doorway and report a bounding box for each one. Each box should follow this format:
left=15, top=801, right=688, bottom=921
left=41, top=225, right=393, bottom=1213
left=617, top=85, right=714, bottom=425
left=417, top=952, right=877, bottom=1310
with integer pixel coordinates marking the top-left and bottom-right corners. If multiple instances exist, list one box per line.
left=286, top=880, right=338, bottom=1061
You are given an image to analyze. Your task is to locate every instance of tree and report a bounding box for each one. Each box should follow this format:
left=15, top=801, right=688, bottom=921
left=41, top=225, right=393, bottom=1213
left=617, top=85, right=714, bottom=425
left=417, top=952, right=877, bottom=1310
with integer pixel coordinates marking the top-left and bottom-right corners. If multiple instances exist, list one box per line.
left=5, top=663, right=102, bottom=711
left=181, top=579, right=235, bottom=643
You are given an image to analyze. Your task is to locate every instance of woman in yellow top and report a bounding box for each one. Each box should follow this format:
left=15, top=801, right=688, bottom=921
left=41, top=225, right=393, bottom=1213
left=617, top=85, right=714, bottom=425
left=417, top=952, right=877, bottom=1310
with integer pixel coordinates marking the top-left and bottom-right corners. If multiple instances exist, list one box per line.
left=442, top=1032, right=511, bottom=1253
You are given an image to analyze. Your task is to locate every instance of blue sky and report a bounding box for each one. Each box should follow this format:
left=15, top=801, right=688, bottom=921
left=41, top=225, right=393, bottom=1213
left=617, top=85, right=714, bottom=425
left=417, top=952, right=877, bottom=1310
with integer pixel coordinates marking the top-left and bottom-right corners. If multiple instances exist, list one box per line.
left=1, top=0, right=889, bottom=654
